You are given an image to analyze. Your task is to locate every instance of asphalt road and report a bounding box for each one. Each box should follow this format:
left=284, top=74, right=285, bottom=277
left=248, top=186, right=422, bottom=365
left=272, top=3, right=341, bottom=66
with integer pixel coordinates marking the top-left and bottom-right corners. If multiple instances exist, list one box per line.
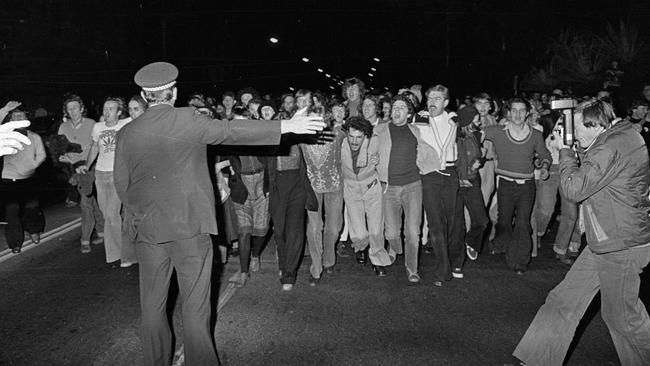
left=0, top=210, right=647, bottom=366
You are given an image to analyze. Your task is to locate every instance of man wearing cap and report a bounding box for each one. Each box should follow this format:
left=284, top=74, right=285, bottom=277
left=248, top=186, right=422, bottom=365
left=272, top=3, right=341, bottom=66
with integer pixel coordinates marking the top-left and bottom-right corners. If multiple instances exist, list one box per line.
left=114, top=62, right=324, bottom=366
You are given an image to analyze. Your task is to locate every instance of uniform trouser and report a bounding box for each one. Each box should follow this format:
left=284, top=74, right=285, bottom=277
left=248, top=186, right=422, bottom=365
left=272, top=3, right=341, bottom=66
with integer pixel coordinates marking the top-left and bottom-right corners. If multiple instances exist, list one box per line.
left=513, top=245, right=650, bottom=366
left=270, top=170, right=306, bottom=285
left=2, top=178, right=45, bottom=249
left=460, top=177, right=489, bottom=253
left=79, top=185, right=104, bottom=244
left=137, top=234, right=218, bottom=366
left=307, top=190, right=343, bottom=278
left=345, top=180, right=394, bottom=267
left=95, top=171, right=123, bottom=263
left=120, top=208, right=138, bottom=264
left=383, top=180, right=422, bottom=276
left=422, top=170, right=464, bottom=281
left=494, top=178, right=536, bottom=270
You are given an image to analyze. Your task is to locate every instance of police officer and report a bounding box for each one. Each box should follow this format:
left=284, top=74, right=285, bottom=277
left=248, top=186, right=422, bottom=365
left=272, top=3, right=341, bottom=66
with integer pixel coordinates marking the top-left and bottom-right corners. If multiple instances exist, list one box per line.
left=114, top=62, right=324, bottom=366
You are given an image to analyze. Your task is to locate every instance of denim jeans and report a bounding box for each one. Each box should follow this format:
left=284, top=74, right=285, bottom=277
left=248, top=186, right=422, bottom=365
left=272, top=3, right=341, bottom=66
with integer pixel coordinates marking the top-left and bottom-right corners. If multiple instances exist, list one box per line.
left=383, top=180, right=422, bottom=276
left=494, top=178, right=536, bottom=270
left=460, top=177, right=489, bottom=253
left=307, top=190, right=343, bottom=278
left=1, top=178, right=45, bottom=249
left=513, top=245, right=650, bottom=366
left=78, top=184, right=104, bottom=244
left=422, top=170, right=464, bottom=281
left=535, top=165, right=560, bottom=236
left=95, top=170, right=122, bottom=263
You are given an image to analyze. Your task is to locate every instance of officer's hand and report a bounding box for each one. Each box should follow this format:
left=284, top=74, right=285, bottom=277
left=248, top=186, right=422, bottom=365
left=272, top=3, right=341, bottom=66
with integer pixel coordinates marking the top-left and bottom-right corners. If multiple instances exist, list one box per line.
left=459, top=179, right=473, bottom=188
left=551, top=130, right=570, bottom=150
left=281, top=107, right=325, bottom=135
left=1, top=101, right=22, bottom=113
left=0, top=120, right=31, bottom=156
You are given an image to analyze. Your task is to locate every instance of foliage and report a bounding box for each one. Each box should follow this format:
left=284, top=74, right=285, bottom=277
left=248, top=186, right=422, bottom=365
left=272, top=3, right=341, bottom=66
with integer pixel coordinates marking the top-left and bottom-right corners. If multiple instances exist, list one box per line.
left=521, top=20, right=648, bottom=93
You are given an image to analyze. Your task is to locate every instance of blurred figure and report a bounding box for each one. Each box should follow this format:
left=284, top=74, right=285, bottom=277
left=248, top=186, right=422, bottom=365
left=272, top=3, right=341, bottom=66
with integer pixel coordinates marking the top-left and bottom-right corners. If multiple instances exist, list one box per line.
left=1, top=109, right=46, bottom=253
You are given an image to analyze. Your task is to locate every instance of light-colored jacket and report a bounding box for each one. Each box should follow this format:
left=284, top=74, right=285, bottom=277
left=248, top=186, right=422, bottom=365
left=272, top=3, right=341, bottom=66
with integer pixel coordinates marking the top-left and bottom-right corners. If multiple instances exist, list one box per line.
left=341, top=136, right=379, bottom=192
left=374, top=122, right=443, bottom=183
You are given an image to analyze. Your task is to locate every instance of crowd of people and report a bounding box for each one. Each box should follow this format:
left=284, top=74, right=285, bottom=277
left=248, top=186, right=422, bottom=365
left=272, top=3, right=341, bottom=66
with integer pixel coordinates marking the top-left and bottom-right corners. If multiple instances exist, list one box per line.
left=2, top=67, right=650, bottom=365
left=3, top=80, right=650, bottom=273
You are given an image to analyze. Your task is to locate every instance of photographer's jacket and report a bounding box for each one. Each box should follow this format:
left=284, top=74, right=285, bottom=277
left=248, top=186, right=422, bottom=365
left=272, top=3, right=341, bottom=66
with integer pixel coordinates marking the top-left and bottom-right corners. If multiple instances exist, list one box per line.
left=559, top=120, right=650, bottom=253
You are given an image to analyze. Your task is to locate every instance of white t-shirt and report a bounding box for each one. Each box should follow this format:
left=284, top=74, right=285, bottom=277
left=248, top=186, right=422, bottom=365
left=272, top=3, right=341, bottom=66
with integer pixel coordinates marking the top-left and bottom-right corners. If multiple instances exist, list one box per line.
left=92, top=118, right=130, bottom=172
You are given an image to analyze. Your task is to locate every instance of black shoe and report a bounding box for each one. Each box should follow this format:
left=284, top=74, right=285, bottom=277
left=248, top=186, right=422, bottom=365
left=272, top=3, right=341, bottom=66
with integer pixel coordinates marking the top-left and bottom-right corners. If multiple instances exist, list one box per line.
left=308, top=275, right=320, bottom=286
left=11, top=247, right=21, bottom=254
left=336, top=241, right=350, bottom=258
left=108, top=260, right=120, bottom=269
left=324, top=266, right=335, bottom=275
left=373, top=266, right=387, bottom=276
left=423, top=244, right=433, bottom=254
left=355, top=250, right=367, bottom=265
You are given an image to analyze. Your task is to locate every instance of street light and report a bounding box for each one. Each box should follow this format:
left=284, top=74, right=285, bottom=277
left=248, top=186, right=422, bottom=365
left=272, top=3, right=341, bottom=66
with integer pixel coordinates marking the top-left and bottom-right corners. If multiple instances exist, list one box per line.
left=317, top=68, right=323, bottom=73
left=373, top=57, right=380, bottom=62
left=371, top=67, right=376, bottom=71
left=368, top=73, right=374, bottom=77
left=289, top=87, right=295, bottom=91
left=325, top=73, right=331, bottom=78
left=269, top=37, right=279, bottom=44
left=302, top=57, right=310, bottom=62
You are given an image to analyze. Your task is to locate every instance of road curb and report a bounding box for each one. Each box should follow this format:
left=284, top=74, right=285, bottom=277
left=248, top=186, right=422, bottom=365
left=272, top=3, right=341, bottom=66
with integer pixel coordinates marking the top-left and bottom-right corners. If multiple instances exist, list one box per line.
left=0, top=217, right=82, bottom=264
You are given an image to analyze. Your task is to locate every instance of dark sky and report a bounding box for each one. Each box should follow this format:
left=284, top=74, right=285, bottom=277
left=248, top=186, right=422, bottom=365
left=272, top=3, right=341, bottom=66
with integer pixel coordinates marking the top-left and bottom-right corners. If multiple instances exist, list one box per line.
left=0, top=0, right=648, bottom=106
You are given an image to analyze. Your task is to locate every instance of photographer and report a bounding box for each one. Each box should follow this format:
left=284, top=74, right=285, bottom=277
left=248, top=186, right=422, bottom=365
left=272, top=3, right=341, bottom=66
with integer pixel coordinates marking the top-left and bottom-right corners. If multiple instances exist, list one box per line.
left=513, top=99, right=650, bottom=366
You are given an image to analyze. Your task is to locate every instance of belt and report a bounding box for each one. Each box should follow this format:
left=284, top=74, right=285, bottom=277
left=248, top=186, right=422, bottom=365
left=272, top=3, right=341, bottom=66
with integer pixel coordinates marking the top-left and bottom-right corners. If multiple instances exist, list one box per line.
left=498, top=175, right=532, bottom=184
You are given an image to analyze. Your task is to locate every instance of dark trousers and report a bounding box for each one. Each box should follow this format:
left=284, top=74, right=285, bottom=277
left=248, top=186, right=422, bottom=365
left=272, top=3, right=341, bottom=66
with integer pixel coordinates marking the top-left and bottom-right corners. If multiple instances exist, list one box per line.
left=422, top=169, right=464, bottom=281
left=269, top=170, right=306, bottom=285
left=494, top=179, right=536, bottom=270
left=136, top=234, right=218, bottom=366
left=460, top=177, right=489, bottom=252
left=2, top=178, right=45, bottom=249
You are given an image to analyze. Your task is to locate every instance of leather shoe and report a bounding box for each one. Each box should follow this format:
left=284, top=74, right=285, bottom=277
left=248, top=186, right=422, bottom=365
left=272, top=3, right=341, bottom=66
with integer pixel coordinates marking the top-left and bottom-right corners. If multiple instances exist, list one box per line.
left=355, top=250, right=367, bottom=265
left=30, top=233, right=40, bottom=244
left=373, top=266, right=387, bottom=277
left=11, top=247, right=21, bottom=254
left=423, top=245, right=433, bottom=254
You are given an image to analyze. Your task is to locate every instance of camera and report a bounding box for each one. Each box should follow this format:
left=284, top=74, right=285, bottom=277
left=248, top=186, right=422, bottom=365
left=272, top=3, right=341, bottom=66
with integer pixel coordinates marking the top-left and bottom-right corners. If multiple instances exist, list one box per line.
left=550, top=98, right=577, bottom=146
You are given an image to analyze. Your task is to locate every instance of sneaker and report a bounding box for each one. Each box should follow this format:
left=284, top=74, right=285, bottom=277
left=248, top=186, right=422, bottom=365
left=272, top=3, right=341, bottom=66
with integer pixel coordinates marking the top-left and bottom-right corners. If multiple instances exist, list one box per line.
left=96, top=231, right=105, bottom=238
left=466, top=245, right=478, bottom=261
left=91, top=236, right=104, bottom=245
left=452, top=268, right=464, bottom=279
left=250, top=256, right=260, bottom=272
left=235, top=272, right=249, bottom=288
left=80, top=243, right=91, bottom=254
left=408, top=273, right=420, bottom=283
left=120, top=261, right=134, bottom=268
left=282, top=283, right=294, bottom=291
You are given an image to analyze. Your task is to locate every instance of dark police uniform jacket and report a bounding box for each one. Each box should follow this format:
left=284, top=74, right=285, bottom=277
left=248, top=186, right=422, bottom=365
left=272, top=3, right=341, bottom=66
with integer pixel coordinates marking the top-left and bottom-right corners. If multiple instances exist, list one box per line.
left=114, top=104, right=280, bottom=244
